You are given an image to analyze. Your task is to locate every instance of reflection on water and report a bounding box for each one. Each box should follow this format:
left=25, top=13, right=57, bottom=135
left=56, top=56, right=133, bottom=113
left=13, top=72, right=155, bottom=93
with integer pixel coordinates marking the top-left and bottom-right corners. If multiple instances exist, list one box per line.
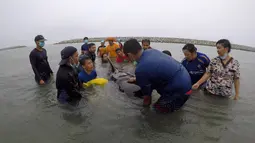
left=0, top=43, right=255, bottom=143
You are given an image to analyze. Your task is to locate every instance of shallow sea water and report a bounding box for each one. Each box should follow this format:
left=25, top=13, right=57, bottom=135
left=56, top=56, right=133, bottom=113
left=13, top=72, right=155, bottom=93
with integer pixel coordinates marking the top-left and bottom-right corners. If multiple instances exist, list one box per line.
left=0, top=43, right=255, bottom=143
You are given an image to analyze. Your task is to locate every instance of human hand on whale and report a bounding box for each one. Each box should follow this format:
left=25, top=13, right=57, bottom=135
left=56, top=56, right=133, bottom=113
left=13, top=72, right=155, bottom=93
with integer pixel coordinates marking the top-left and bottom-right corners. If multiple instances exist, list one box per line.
left=127, top=77, right=136, bottom=84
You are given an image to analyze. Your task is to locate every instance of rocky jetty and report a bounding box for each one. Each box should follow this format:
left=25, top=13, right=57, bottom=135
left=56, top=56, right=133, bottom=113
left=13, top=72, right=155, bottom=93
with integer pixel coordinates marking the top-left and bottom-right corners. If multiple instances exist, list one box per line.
left=55, top=37, right=255, bottom=52
left=0, top=46, right=27, bottom=51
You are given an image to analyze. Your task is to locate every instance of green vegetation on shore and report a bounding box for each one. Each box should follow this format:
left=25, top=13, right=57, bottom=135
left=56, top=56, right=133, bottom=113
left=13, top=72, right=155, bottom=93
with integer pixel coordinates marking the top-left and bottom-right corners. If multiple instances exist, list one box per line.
left=55, top=37, right=255, bottom=52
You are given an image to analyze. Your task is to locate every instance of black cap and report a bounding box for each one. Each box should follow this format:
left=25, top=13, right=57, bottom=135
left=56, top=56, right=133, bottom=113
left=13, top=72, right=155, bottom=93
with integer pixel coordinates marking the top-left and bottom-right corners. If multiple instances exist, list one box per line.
left=79, top=55, right=91, bottom=65
left=34, top=35, right=47, bottom=42
left=59, top=46, right=77, bottom=65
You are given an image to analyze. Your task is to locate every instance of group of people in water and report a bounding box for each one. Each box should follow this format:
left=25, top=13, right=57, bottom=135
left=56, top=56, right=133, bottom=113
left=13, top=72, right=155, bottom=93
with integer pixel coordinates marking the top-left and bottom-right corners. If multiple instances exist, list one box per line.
left=29, top=35, right=240, bottom=113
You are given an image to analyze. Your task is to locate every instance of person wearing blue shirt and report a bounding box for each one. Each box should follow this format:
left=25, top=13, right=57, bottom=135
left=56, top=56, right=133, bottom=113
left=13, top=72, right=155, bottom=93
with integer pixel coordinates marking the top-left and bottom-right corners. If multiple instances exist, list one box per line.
left=162, top=50, right=172, bottom=56
left=81, top=37, right=89, bottom=55
left=181, top=44, right=210, bottom=87
left=78, top=55, right=97, bottom=83
left=124, top=39, right=192, bottom=113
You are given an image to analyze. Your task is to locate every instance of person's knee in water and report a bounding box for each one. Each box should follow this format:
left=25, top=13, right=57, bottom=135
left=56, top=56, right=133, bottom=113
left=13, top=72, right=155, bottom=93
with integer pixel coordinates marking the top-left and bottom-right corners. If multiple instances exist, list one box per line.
left=141, top=39, right=152, bottom=50
left=78, top=55, right=97, bottom=83
left=56, top=46, right=82, bottom=105
left=162, top=50, right=172, bottom=56
left=124, top=39, right=192, bottom=113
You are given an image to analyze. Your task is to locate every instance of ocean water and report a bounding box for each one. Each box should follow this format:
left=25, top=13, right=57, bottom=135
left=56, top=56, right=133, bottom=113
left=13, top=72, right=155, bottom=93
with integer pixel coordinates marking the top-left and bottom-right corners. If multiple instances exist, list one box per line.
left=0, top=43, right=255, bottom=143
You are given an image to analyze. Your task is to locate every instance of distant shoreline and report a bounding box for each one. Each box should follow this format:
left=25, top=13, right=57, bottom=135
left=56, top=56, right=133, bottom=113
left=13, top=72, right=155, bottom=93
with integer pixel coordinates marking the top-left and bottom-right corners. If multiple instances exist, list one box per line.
left=0, top=46, right=27, bottom=52
left=55, top=37, right=255, bottom=52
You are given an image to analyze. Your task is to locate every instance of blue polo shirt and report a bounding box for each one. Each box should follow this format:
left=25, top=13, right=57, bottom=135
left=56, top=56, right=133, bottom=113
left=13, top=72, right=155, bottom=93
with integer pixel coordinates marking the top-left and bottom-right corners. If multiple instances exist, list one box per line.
left=81, top=43, right=89, bottom=51
left=181, top=52, right=210, bottom=84
left=78, top=70, right=97, bottom=83
left=135, top=49, right=192, bottom=97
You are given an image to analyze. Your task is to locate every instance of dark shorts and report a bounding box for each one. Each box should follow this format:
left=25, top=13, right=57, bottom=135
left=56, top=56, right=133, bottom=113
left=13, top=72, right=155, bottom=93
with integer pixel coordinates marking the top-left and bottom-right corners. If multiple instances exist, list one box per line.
left=57, top=90, right=81, bottom=106
left=153, top=90, right=191, bottom=113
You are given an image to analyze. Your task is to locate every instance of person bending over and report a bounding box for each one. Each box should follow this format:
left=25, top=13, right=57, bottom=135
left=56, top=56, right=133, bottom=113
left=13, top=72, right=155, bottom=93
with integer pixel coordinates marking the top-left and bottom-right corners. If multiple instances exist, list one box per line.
left=162, top=50, right=172, bottom=56
left=124, top=39, right=192, bottom=113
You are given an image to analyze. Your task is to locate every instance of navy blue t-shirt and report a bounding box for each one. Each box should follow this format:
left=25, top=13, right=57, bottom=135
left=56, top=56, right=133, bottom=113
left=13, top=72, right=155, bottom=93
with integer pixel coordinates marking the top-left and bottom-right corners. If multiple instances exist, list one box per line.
left=78, top=69, right=97, bottom=83
left=135, top=49, right=192, bottom=97
left=81, top=43, right=89, bottom=51
left=181, top=52, right=210, bottom=84
left=29, top=48, right=53, bottom=82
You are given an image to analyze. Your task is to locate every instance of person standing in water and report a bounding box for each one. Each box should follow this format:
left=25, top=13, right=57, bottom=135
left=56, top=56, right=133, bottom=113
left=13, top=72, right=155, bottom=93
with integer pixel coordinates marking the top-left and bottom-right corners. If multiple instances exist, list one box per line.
left=192, top=39, right=240, bottom=100
left=124, top=39, right=192, bottom=113
left=117, top=39, right=123, bottom=50
left=181, top=43, right=210, bottom=87
left=101, top=53, right=109, bottom=63
left=85, top=43, right=96, bottom=62
left=105, top=37, right=119, bottom=58
left=116, top=48, right=129, bottom=63
left=142, top=39, right=152, bottom=50
left=97, top=40, right=106, bottom=57
left=81, top=37, right=89, bottom=55
left=78, top=55, right=97, bottom=83
left=29, top=35, right=53, bottom=85
left=56, top=46, right=82, bottom=105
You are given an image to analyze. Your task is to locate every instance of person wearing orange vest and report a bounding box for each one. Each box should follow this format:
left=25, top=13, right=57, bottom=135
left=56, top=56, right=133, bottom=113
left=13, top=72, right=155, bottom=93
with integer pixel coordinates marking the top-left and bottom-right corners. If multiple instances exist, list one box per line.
left=97, top=40, right=106, bottom=57
left=105, top=37, right=119, bottom=58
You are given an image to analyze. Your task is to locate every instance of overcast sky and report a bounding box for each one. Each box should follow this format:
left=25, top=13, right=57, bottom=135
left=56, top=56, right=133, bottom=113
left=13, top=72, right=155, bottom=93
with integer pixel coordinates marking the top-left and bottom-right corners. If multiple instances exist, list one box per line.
left=0, top=0, right=254, bottom=48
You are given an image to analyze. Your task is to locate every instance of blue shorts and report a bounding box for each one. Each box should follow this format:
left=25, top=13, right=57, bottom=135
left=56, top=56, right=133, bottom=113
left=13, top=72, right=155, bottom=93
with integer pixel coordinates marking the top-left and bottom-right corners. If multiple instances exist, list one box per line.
left=153, top=90, right=191, bottom=113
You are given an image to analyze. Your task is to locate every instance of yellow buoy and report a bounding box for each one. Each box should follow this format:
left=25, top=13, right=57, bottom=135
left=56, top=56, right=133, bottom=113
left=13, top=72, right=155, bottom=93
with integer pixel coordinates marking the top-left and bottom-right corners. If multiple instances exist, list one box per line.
left=83, top=78, right=108, bottom=87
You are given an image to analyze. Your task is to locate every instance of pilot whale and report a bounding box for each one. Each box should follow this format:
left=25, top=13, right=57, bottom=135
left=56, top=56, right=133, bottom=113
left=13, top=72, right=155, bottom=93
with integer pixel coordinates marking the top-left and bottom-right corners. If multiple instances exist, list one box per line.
left=107, top=58, right=143, bottom=98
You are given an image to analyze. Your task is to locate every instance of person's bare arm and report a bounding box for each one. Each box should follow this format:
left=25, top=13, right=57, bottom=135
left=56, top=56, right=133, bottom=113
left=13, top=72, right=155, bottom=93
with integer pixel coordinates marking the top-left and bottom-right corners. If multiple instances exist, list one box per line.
left=192, top=72, right=211, bottom=89
left=233, top=60, right=241, bottom=100
left=234, top=78, right=240, bottom=100
left=193, top=58, right=214, bottom=89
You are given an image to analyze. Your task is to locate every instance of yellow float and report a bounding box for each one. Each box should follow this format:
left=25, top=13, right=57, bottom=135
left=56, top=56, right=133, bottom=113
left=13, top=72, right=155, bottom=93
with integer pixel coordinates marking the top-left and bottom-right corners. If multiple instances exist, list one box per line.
left=83, top=78, right=108, bottom=87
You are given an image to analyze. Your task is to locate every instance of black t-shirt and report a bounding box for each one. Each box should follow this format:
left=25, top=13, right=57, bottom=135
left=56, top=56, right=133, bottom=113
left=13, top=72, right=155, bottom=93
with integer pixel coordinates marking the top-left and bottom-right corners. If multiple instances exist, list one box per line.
left=29, top=48, right=53, bottom=82
left=56, top=64, right=82, bottom=100
left=85, top=52, right=96, bottom=62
